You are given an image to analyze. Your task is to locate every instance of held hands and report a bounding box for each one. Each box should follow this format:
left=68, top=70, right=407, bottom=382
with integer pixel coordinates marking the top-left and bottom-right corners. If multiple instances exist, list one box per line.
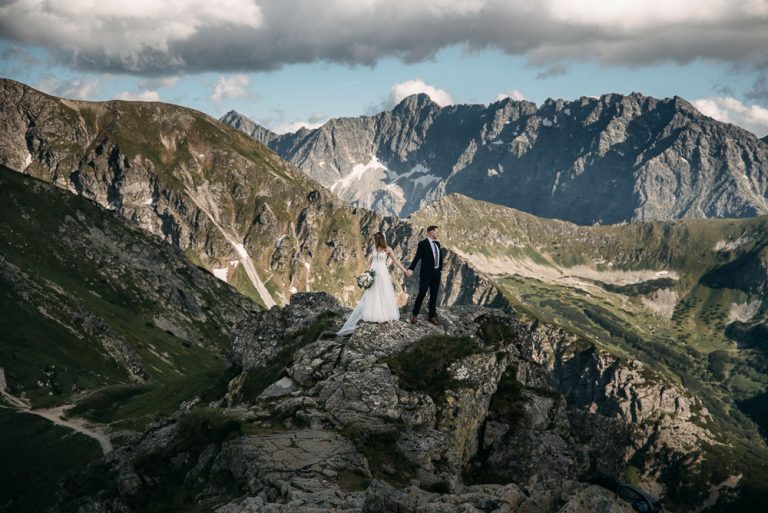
left=406, top=269, right=414, bottom=277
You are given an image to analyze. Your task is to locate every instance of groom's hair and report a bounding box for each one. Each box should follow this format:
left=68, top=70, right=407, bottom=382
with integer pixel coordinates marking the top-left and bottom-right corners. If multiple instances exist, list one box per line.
left=426, top=225, right=438, bottom=233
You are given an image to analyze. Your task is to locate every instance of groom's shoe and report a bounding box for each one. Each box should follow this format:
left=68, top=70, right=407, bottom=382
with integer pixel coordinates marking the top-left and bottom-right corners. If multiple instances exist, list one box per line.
left=428, top=317, right=439, bottom=325
left=410, top=316, right=417, bottom=324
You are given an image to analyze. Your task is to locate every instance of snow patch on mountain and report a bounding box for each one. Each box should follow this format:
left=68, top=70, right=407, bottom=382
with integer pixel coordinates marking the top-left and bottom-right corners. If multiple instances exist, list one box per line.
left=332, top=156, right=387, bottom=192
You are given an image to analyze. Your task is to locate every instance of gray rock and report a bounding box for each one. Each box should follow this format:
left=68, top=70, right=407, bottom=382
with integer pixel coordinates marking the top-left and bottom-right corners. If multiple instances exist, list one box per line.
left=259, top=377, right=300, bottom=400
left=58, top=294, right=717, bottom=513
left=225, top=93, right=768, bottom=224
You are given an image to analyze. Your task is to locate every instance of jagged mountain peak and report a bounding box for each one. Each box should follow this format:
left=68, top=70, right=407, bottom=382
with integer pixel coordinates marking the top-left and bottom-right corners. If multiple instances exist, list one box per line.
left=393, top=92, right=440, bottom=112
left=218, top=109, right=277, bottom=145
left=219, top=109, right=248, bottom=124
left=226, top=89, right=768, bottom=224
left=0, top=79, right=505, bottom=311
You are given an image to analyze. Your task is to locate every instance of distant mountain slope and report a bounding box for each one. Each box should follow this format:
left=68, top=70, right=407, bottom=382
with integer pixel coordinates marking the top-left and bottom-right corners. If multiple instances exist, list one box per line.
left=411, top=193, right=768, bottom=511
left=0, top=164, right=259, bottom=512
left=0, top=164, right=256, bottom=408
left=225, top=93, right=768, bottom=224
left=411, top=193, right=768, bottom=356
left=0, top=79, right=501, bottom=309
left=220, top=110, right=278, bottom=147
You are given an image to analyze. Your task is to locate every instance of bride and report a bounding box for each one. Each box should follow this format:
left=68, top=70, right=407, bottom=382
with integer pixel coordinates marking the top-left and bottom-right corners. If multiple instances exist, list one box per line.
left=337, top=232, right=408, bottom=336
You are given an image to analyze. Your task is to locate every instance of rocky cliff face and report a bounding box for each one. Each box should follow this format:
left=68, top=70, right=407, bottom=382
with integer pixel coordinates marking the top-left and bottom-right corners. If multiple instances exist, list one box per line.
left=220, top=110, right=278, bottom=147
left=57, top=292, right=739, bottom=513
left=224, top=93, right=768, bottom=224
left=0, top=79, right=500, bottom=310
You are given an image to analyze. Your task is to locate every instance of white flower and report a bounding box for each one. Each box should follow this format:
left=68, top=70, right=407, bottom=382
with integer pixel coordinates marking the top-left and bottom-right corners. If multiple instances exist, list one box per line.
left=356, top=270, right=376, bottom=289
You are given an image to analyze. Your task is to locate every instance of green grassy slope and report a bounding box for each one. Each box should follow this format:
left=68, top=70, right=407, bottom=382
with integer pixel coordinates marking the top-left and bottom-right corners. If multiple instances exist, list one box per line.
left=0, top=165, right=256, bottom=412
left=413, top=194, right=768, bottom=511
left=0, top=409, right=103, bottom=513
left=0, top=164, right=263, bottom=512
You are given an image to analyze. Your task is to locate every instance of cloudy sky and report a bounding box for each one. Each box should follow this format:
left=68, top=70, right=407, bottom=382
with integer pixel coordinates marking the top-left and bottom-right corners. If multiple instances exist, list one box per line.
left=1, top=0, right=767, bottom=136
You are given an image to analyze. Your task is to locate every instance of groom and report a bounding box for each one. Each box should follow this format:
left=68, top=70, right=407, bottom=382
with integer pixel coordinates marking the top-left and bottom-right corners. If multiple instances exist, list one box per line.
left=406, top=225, right=443, bottom=325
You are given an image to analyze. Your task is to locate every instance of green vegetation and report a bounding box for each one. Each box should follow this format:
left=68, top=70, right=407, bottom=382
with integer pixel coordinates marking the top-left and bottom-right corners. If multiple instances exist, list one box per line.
left=624, top=465, right=642, bottom=485
left=654, top=441, right=768, bottom=513
left=122, top=407, right=243, bottom=513
left=68, top=364, right=237, bottom=430
left=0, top=286, right=130, bottom=407
left=342, top=427, right=417, bottom=488
left=0, top=409, right=102, bottom=513
left=383, top=335, right=481, bottom=403
left=0, top=165, right=246, bottom=422
left=477, top=314, right=518, bottom=347
left=737, top=392, right=768, bottom=439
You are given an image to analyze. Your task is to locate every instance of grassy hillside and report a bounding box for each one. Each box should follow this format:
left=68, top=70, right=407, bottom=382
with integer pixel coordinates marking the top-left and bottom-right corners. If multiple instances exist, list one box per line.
left=0, top=165, right=260, bottom=511
left=0, top=409, right=103, bottom=513
left=0, top=164, right=256, bottom=410
left=0, top=79, right=385, bottom=308
left=412, top=194, right=768, bottom=510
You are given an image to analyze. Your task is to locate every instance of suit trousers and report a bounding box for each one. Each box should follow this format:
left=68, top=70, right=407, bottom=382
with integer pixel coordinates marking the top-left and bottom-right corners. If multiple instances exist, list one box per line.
left=413, top=270, right=441, bottom=318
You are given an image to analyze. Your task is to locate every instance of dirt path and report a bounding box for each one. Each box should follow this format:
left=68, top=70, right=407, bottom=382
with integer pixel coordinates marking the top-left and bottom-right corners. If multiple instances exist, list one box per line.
left=0, top=367, right=112, bottom=454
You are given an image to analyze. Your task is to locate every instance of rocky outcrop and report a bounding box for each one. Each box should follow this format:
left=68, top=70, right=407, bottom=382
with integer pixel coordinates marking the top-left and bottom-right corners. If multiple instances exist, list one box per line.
left=225, top=93, right=768, bottom=223
left=220, top=110, right=278, bottom=147
left=60, top=293, right=726, bottom=513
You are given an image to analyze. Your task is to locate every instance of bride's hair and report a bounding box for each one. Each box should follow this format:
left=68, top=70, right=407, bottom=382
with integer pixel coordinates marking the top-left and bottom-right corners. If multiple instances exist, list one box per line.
left=373, top=232, right=387, bottom=251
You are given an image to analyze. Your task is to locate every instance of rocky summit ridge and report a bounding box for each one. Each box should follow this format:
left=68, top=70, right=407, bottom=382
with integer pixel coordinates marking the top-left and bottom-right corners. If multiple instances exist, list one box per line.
left=224, top=92, right=768, bottom=224
left=53, top=292, right=737, bottom=513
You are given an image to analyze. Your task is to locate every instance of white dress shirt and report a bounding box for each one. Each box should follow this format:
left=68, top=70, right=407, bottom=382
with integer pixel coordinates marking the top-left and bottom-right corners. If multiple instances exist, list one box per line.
left=428, top=238, right=440, bottom=269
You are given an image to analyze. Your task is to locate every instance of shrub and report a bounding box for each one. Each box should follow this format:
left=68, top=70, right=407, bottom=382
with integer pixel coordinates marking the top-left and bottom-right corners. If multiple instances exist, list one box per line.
left=383, top=335, right=480, bottom=403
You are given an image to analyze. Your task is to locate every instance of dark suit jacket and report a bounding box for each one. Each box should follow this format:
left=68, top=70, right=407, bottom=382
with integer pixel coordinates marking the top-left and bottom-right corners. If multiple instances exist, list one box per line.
left=408, top=238, right=443, bottom=279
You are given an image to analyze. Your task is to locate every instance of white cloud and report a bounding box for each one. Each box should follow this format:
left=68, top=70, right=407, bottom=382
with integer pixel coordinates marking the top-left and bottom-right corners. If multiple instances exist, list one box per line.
left=36, top=76, right=101, bottom=99
left=390, top=78, right=453, bottom=106
left=114, top=90, right=161, bottom=102
left=545, top=0, right=768, bottom=31
left=271, top=120, right=326, bottom=134
left=4, top=1, right=765, bottom=74
left=211, top=74, right=250, bottom=103
left=137, top=76, right=179, bottom=89
left=693, top=96, right=768, bottom=137
left=496, top=89, right=527, bottom=102
left=0, top=0, right=262, bottom=72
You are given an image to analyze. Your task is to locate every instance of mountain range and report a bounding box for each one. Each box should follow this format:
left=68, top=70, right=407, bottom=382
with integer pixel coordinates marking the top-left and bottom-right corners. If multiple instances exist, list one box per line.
left=1, top=165, right=759, bottom=511
left=1, top=79, right=768, bottom=512
left=223, top=92, right=768, bottom=224
left=0, top=79, right=499, bottom=309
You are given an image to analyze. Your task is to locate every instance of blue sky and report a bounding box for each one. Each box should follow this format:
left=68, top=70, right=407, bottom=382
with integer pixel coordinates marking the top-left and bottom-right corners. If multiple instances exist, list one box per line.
left=1, top=1, right=767, bottom=136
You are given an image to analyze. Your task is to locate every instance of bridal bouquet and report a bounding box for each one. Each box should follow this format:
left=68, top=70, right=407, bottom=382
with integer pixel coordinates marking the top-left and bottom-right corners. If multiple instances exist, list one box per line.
left=356, top=269, right=376, bottom=289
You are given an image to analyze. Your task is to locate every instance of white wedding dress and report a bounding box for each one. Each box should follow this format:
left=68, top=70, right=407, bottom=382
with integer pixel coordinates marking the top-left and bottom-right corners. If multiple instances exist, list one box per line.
left=337, top=248, right=400, bottom=336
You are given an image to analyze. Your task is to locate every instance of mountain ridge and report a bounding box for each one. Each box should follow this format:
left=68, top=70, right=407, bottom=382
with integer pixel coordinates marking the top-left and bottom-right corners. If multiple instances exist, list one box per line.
left=0, top=78, right=503, bottom=310
left=224, top=91, right=768, bottom=224
left=2, top=80, right=768, bottom=512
